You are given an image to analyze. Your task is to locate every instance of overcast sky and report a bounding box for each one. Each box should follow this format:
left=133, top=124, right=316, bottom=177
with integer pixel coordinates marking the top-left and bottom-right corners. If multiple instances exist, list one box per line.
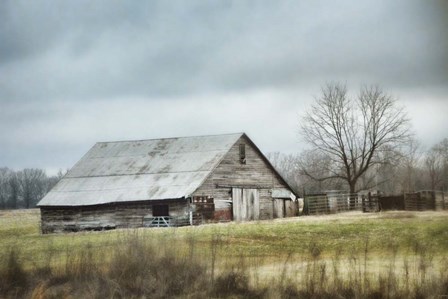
left=1, top=0, right=447, bottom=175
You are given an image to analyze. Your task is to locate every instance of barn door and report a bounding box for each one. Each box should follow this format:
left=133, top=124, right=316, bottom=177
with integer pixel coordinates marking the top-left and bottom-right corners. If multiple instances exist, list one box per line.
left=232, top=188, right=243, bottom=221
left=273, top=198, right=285, bottom=218
left=232, top=188, right=259, bottom=221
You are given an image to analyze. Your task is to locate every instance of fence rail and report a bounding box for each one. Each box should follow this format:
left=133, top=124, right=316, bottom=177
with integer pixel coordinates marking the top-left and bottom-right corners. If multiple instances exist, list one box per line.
left=304, top=193, right=361, bottom=215
left=304, top=190, right=447, bottom=215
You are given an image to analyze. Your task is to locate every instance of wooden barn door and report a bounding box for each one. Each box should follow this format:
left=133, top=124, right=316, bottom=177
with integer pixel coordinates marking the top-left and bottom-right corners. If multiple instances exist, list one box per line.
left=273, top=198, right=285, bottom=218
left=232, top=188, right=260, bottom=221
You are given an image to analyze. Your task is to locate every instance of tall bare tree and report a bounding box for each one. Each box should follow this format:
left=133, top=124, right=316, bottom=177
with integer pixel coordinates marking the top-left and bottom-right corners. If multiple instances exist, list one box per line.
left=267, top=152, right=302, bottom=194
left=425, top=138, right=448, bottom=191
left=18, top=168, right=47, bottom=208
left=8, top=172, right=20, bottom=209
left=297, top=149, right=347, bottom=193
left=398, top=138, right=423, bottom=192
left=0, top=168, right=11, bottom=209
left=300, top=83, right=411, bottom=194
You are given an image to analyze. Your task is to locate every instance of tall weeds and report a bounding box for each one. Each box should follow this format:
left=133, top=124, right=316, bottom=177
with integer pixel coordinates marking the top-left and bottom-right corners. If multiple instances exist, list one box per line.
left=0, top=232, right=447, bottom=298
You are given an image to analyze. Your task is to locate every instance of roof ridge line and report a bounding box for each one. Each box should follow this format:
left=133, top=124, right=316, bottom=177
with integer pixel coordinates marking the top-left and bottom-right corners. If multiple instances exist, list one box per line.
left=97, top=132, right=245, bottom=144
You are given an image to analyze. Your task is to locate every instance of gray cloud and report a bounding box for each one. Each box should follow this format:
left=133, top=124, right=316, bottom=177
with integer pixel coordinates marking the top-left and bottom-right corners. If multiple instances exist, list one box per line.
left=0, top=0, right=447, bottom=172
left=1, top=0, right=447, bottom=103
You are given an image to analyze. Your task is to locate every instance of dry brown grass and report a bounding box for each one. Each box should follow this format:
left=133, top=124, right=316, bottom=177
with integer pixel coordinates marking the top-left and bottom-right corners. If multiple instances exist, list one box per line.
left=1, top=209, right=448, bottom=298
left=0, top=233, right=447, bottom=298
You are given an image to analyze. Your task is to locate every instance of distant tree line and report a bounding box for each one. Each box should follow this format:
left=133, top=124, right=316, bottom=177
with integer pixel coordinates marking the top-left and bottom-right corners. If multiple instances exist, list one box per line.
left=269, top=135, right=448, bottom=196
left=0, top=168, right=65, bottom=209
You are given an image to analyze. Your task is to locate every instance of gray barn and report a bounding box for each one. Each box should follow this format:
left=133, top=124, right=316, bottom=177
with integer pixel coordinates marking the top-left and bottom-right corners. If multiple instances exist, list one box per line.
left=37, top=133, right=297, bottom=233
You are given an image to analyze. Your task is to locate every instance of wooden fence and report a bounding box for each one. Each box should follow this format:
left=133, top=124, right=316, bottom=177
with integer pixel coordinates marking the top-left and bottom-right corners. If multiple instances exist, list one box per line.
left=378, top=191, right=446, bottom=212
left=378, top=194, right=405, bottom=211
left=303, top=193, right=361, bottom=215
left=303, top=190, right=446, bottom=215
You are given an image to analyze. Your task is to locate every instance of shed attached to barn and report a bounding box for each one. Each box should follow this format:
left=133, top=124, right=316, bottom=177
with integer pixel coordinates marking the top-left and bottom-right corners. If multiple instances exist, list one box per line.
left=37, top=133, right=297, bottom=233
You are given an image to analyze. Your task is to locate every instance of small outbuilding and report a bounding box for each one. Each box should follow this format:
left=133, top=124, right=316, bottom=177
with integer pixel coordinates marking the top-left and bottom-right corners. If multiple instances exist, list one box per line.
left=38, top=133, right=297, bottom=233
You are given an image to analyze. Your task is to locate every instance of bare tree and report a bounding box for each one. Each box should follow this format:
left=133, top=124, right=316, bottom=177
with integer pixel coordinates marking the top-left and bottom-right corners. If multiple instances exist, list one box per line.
left=266, top=152, right=302, bottom=194
left=297, top=149, right=346, bottom=193
left=398, top=138, right=423, bottom=193
left=357, top=144, right=401, bottom=193
left=18, top=168, right=47, bottom=208
left=45, top=168, right=68, bottom=193
left=300, top=83, right=411, bottom=195
left=366, top=139, right=424, bottom=194
left=0, top=167, right=65, bottom=210
left=425, top=138, right=448, bottom=191
left=0, top=168, right=11, bottom=209
left=8, top=172, right=20, bottom=209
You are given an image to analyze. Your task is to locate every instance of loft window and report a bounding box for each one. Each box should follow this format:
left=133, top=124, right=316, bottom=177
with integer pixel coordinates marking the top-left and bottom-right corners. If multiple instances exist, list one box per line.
left=239, top=144, right=246, bottom=164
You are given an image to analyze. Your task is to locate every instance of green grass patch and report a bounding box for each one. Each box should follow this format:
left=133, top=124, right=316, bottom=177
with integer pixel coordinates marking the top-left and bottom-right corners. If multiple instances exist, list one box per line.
left=1, top=210, right=448, bottom=267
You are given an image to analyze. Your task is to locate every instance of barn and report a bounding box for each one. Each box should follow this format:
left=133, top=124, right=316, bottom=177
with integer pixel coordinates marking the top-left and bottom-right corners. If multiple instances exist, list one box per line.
left=37, top=133, right=297, bottom=233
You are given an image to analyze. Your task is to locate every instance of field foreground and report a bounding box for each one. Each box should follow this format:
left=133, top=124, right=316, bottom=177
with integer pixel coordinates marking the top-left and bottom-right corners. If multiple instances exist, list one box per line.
left=1, top=209, right=448, bottom=298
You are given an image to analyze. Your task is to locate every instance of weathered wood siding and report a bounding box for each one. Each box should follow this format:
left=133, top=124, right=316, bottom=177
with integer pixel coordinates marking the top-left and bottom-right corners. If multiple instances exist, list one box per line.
left=40, top=200, right=188, bottom=233
left=272, top=198, right=283, bottom=218
left=193, top=136, right=293, bottom=220
left=232, top=188, right=260, bottom=221
left=285, top=199, right=297, bottom=217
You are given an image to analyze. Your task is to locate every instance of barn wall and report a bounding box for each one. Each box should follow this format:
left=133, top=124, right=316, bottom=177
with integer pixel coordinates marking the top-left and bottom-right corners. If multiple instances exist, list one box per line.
left=40, top=200, right=188, bottom=233
left=273, top=198, right=284, bottom=218
left=285, top=199, right=298, bottom=217
left=193, top=136, right=292, bottom=220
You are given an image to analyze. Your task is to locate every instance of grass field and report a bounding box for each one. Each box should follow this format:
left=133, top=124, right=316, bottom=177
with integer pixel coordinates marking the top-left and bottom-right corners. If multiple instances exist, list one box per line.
left=1, top=209, right=448, bottom=298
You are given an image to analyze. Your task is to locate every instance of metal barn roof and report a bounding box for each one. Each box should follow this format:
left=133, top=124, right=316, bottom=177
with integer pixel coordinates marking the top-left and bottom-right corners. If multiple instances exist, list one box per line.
left=38, top=133, right=243, bottom=206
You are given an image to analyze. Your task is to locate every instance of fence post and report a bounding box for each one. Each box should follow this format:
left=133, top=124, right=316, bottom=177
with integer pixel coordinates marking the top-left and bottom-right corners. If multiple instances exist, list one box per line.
left=303, top=188, right=309, bottom=215
left=403, top=193, right=407, bottom=211
left=362, top=194, right=366, bottom=213
left=303, top=197, right=309, bottom=216
left=443, top=188, right=446, bottom=210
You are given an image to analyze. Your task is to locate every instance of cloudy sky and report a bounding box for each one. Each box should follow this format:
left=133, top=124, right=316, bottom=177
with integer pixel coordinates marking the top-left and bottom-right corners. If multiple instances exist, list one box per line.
left=1, top=0, right=447, bottom=174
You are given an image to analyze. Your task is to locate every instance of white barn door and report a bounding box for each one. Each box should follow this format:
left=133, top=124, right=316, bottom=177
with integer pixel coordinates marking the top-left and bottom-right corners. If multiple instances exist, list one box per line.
left=232, top=188, right=259, bottom=221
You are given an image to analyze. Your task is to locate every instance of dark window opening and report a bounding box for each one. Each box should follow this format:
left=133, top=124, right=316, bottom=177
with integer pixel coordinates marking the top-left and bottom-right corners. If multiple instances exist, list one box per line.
left=152, top=204, right=169, bottom=216
left=193, top=196, right=215, bottom=220
left=239, top=144, right=246, bottom=164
